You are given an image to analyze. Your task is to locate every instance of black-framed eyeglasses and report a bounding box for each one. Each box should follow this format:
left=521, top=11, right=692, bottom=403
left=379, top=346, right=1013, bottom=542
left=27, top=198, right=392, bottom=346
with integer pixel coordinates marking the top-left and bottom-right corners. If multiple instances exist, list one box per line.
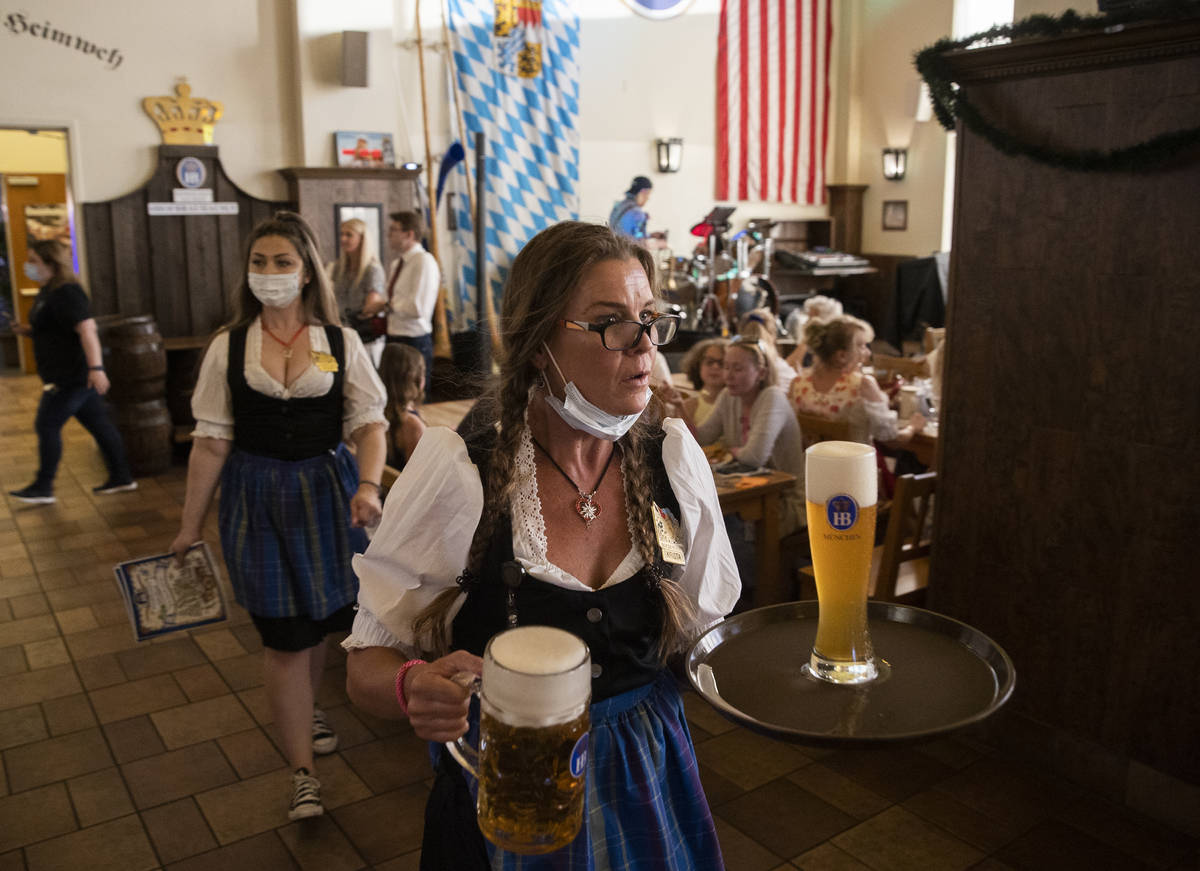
left=562, top=313, right=680, bottom=351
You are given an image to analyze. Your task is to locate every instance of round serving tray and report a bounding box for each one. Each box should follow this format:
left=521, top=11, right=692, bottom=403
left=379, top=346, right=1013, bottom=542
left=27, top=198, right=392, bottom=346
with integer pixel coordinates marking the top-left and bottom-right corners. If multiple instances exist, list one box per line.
left=686, top=601, right=1015, bottom=746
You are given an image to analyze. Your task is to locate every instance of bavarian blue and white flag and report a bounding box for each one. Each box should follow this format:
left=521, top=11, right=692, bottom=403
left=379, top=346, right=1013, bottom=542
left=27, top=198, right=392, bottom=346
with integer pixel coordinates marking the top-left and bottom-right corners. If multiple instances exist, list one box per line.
left=447, top=0, right=580, bottom=328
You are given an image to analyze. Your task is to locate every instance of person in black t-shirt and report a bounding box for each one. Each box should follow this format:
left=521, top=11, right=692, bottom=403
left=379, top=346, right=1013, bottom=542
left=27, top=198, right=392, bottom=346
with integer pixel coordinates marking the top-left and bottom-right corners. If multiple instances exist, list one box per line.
left=8, top=239, right=135, bottom=505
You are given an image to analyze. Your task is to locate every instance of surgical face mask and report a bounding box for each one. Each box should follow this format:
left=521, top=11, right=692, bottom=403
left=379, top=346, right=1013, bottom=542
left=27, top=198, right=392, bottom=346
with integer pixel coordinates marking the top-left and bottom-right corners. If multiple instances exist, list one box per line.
left=247, top=271, right=303, bottom=308
left=541, top=344, right=647, bottom=441
left=24, top=262, right=47, bottom=283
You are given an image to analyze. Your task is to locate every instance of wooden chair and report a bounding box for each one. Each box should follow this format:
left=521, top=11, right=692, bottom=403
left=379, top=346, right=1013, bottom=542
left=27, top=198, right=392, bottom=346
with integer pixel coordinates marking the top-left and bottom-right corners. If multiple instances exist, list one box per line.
left=873, top=471, right=936, bottom=603
left=923, top=327, right=945, bottom=354
left=870, top=353, right=930, bottom=383
left=794, top=411, right=851, bottom=446
left=798, top=471, right=936, bottom=604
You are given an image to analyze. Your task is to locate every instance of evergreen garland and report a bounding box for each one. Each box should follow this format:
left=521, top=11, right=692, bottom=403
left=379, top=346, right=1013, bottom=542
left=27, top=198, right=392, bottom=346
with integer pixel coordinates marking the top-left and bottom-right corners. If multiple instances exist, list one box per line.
left=914, top=1, right=1200, bottom=172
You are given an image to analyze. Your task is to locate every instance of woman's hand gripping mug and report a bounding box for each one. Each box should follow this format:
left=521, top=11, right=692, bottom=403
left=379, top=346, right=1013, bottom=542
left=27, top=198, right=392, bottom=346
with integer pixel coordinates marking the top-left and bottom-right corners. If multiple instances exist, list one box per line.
left=446, top=625, right=592, bottom=854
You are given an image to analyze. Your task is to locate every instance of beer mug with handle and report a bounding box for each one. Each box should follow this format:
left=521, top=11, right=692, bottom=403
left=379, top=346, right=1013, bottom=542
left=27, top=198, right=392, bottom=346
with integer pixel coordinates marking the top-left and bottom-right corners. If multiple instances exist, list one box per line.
left=447, top=625, right=592, bottom=854
left=805, top=441, right=879, bottom=684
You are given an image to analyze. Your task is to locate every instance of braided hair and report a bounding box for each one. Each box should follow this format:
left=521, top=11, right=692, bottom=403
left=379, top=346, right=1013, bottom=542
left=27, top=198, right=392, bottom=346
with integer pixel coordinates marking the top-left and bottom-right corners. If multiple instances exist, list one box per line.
left=413, top=221, right=695, bottom=658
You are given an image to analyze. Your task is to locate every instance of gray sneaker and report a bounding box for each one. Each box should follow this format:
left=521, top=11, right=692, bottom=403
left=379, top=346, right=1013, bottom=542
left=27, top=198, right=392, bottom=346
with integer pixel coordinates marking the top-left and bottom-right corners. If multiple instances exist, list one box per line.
left=288, top=767, right=323, bottom=820
left=312, top=708, right=338, bottom=755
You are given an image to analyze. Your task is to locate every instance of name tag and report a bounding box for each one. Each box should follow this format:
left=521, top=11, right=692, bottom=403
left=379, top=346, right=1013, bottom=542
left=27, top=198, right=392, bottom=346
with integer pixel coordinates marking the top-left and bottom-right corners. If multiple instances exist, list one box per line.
left=652, top=502, right=686, bottom=566
left=310, top=351, right=339, bottom=373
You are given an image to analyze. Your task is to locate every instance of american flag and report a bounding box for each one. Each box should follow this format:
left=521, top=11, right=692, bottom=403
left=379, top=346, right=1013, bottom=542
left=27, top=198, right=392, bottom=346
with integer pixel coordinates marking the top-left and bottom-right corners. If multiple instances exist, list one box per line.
left=716, top=0, right=832, bottom=204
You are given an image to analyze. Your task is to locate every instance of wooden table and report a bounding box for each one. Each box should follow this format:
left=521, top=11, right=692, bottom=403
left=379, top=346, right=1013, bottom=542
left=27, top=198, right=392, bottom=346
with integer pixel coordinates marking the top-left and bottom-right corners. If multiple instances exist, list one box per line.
left=715, top=470, right=797, bottom=606
left=421, top=398, right=475, bottom=430
left=910, top=421, right=939, bottom=469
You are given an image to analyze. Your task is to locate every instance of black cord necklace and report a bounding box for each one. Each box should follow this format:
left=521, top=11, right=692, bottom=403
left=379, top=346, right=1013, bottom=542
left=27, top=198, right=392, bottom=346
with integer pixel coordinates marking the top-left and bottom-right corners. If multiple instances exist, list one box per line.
left=530, top=435, right=617, bottom=528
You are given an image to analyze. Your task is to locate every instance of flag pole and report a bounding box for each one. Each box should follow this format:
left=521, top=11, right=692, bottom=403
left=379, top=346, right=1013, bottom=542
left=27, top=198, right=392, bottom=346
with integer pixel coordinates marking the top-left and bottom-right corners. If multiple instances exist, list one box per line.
left=413, top=0, right=452, bottom=360
left=441, top=0, right=500, bottom=358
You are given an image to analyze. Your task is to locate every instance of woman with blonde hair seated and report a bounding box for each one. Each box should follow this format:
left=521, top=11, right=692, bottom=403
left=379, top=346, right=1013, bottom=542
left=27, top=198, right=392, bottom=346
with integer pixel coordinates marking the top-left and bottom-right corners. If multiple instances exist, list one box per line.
left=737, top=307, right=797, bottom=390
left=784, top=294, right=843, bottom=370
left=688, top=337, right=805, bottom=534
left=789, top=315, right=924, bottom=449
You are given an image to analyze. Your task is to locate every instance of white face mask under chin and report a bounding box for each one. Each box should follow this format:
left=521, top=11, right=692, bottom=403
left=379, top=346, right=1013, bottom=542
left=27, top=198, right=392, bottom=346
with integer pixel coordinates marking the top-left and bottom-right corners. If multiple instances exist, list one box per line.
left=541, top=344, right=647, bottom=442
left=247, top=271, right=303, bottom=308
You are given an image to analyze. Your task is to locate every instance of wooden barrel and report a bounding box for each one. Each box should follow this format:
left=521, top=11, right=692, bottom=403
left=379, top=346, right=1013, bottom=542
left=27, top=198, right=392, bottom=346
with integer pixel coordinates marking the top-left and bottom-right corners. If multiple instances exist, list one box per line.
left=112, top=399, right=173, bottom=477
left=102, top=316, right=167, bottom=404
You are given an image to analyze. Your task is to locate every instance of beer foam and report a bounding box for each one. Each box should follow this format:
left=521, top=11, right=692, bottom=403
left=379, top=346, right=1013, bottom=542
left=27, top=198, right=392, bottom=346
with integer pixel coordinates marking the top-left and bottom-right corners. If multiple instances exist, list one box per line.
left=484, top=626, right=591, bottom=725
left=805, top=440, right=877, bottom=506
left=490, top=626, right=587, bottom=674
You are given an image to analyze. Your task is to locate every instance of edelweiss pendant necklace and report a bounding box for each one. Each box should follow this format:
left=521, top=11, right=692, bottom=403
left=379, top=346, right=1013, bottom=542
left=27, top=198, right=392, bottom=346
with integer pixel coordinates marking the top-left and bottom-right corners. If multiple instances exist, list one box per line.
left=262, top=323, right=307, bottom=360
left=530, top=436, right=617, bottom=528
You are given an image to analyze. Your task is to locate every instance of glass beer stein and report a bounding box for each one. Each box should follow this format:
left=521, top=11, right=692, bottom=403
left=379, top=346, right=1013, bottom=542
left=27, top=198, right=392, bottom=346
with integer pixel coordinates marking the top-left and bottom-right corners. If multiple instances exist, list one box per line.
left=447, top=626, right=592, bottom=854
left=805, top=441, right=879, bottom=684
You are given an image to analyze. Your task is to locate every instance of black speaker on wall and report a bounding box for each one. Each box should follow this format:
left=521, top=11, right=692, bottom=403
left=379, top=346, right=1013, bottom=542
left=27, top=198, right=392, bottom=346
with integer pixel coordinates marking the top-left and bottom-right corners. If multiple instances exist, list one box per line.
left=341, top=31, right=368, bottom=87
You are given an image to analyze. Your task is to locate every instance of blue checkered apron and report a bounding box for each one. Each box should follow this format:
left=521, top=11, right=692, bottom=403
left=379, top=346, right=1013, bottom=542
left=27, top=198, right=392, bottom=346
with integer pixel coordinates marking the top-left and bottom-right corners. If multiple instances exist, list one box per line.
left=449, top=672, right=723, bottom=871
left=218, top=443, right=366, bottom=620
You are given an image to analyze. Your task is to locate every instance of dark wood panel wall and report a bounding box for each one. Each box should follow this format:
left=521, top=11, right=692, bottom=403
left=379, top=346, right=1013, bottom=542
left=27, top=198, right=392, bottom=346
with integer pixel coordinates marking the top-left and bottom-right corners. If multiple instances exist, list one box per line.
left=83, top=145, right=287, bottom=339
left=932, top=20, right=1200, bottom=803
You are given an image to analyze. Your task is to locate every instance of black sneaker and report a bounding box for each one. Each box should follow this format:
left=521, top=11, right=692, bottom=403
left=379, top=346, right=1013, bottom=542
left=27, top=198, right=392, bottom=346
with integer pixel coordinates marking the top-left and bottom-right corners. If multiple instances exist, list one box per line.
left=9, top=484, right=55, bottom=505
left=93, top=479, right=138, bottom=495
left=288, top=767, right=324, bottom=821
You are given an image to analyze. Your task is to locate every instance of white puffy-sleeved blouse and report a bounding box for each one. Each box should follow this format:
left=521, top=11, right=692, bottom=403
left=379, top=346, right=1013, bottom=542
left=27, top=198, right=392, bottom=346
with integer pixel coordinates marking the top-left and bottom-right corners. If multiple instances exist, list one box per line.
left=190, top=319, right=387, bottom=442
left=344, top=418, right=742, bottom=655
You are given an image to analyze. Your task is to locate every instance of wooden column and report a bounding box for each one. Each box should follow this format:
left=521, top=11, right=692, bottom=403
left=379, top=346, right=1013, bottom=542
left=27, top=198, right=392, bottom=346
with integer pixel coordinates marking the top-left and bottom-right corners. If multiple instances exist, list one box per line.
left=931, top=19, right=1200, bottom=832
left=826, top=183, right=867, bottom=254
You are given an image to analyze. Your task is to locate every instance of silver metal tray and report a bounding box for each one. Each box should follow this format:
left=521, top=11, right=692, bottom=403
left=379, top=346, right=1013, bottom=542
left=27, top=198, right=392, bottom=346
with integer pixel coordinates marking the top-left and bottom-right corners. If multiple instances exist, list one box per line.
left=687, top=601, right=1015, bottom=746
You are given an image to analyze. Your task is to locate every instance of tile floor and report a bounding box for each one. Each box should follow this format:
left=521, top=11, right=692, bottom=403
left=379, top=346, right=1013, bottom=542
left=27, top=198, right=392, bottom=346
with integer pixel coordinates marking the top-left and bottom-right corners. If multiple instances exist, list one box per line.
left=0, top=373, right=1196, bottom=871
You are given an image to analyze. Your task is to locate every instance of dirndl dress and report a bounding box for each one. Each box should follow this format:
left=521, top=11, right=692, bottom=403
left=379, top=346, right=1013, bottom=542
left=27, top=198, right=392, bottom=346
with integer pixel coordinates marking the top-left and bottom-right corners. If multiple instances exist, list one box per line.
left=417, top=428, right=723, bottom=871
left=217, top=324, right=366, bottom=620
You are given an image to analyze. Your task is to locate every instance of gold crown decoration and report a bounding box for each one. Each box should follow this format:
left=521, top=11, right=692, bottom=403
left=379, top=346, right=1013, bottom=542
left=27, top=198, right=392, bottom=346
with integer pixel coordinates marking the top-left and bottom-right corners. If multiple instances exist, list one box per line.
left=142, top=80, right=224, bottom=145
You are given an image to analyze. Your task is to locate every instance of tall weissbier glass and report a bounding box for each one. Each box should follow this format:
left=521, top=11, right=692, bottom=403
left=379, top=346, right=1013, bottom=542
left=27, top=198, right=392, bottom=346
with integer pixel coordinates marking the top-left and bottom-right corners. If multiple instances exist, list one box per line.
left=805, top=441, right=879, bottom=684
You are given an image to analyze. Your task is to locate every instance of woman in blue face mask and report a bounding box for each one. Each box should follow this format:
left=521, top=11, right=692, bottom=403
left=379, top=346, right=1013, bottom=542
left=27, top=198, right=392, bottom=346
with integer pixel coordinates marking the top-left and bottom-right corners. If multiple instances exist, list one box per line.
left=345, top=221, right=741, bottom=870
left=169, top=211, right=388, bottom=823
left=8, top=239, right=135, bottom=505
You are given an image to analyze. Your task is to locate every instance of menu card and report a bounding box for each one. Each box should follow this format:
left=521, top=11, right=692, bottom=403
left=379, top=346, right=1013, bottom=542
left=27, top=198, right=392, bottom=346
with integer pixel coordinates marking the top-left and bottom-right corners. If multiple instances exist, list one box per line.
left=113, top=543, right=226, bottom=642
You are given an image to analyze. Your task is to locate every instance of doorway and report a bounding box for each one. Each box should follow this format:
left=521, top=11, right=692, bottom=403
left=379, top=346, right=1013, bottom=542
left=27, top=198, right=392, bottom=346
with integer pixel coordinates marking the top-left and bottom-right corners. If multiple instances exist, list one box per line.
left=0, top=127, right=74, bottom=374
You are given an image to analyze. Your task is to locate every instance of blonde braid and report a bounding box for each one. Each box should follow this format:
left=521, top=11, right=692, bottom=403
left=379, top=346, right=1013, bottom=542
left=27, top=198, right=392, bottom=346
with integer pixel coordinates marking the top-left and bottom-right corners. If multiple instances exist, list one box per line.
left=410, top=373, right=533, bottom=656
left=621, top=424, right=696, bottom=660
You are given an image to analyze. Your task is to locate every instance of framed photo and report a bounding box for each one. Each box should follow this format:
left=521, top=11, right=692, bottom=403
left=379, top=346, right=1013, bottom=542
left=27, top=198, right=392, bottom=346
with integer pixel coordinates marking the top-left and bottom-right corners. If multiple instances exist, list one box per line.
left=334, top=203, right=385, bottom=260
left=333, top=131, right=396, bottom=168
left=882, top=200, right=908, bottom=231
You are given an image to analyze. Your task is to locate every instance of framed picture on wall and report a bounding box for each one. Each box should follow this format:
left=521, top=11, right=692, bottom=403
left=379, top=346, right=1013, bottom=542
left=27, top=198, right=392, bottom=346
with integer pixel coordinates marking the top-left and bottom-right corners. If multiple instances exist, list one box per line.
left=882, top=200, right=908, bottom=231
left=333, top=203, right=385, bottom=260
left=333, top=131, right=396, bottom=168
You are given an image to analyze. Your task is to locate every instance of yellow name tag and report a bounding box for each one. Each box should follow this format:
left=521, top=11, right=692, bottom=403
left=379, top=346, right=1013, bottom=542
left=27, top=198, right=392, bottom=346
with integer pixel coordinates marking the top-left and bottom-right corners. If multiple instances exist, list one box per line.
left=652, top=502, right=686, bottom=566
left=310, top=351, right=339, bottom=373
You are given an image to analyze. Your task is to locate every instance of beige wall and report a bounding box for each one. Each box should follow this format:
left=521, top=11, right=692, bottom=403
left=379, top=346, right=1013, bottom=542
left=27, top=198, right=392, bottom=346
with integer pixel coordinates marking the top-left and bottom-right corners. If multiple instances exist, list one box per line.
left=0, top=0, right=296, bottom=203
left=0, top=130, right=69, bottom=174
left=853, top=0, right=953, bottom=255
left=578, top=0, right=835, bottom=247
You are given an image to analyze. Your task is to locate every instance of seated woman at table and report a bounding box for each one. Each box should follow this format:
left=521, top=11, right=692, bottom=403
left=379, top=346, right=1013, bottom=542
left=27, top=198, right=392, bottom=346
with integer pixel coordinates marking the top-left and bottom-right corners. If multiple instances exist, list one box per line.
left=686, top=337, right=805, bottom=535
left=678, top=337, right=728, bottom=426
left=343, top=220, right=739, bottom=869
left=737, top=307, right=797, bottom=390
left=784, top=294, right=843, bottom=371
left=789, top=315, right=925, bottom=450
left=378, top=342, right=426, bottom=470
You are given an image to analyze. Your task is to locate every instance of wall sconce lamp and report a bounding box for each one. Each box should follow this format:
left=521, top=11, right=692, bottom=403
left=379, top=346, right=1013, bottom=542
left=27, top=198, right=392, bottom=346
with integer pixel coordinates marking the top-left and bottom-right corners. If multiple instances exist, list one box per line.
left=655, top=137, right=683, bottom=173
left=882, top=148, right=907, bottom=181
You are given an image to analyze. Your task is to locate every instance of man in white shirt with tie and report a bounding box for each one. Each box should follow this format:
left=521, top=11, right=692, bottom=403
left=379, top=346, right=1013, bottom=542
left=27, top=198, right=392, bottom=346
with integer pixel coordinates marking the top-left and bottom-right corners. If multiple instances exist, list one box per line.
left=364, top=210, right=439, bottom=389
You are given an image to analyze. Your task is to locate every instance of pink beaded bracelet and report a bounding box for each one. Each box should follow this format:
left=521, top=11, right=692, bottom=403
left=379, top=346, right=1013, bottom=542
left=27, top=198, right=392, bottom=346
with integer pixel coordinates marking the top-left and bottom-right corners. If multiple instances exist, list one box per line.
left=394, top=659, right=426, bottom=716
